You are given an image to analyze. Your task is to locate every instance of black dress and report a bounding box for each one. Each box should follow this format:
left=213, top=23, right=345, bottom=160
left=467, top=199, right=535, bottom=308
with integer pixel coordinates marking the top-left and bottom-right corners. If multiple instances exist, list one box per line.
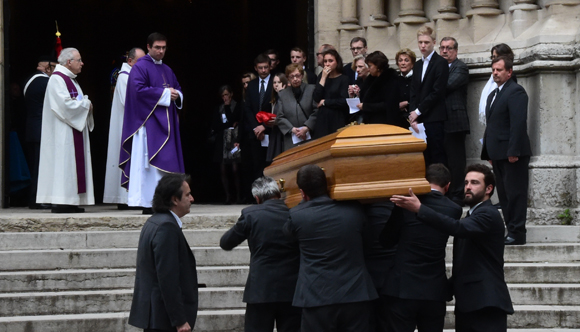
left=211, top=101, right=241, bottom=163
left=359, top=68, right=408, bottom=128
left=398, top=71, right=413, bottom=112
left=312, top=74, right=350, bottom=138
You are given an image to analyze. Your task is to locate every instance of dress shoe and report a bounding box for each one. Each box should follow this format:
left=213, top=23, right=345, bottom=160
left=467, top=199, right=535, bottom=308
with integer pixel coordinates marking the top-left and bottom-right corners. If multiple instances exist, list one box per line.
left=142, top=208, right=154, bottom=215
left=504, top=236, right=525, bottom=245
left=51, top=205, right=85, bottom=213
left=29, top=203, right=52, bottom=210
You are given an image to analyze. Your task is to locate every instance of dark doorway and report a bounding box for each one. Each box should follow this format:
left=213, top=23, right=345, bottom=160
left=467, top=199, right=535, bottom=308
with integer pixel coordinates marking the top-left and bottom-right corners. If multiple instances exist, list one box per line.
left=4, top=0, right=311, bottom=204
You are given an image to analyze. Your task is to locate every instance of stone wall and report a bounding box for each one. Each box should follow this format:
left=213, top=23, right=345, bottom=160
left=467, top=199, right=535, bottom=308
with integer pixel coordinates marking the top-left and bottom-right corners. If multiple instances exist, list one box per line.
left=315, top=0, right=580, bottom=224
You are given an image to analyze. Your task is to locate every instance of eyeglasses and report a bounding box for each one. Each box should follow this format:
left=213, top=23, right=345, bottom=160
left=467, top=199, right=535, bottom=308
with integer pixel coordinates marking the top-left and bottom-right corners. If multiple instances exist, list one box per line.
left=439, top=46, right=456, bottom=51
left=350, top=47, right=365, bottom=51
left=288, top=74, right=303, bottom=80
left=71, top=58, right=83, bottom=63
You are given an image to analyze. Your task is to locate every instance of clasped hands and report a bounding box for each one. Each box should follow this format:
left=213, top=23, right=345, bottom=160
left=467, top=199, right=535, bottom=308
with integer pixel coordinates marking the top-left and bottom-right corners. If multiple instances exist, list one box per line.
left=169, top=88, right=179, bottom=101
left=292, top=126, right=309, bottom=140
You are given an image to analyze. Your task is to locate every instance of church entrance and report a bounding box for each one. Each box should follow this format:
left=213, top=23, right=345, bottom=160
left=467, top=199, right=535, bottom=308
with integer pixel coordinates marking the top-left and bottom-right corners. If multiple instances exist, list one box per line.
left=3, top=0, right=312, bottom=206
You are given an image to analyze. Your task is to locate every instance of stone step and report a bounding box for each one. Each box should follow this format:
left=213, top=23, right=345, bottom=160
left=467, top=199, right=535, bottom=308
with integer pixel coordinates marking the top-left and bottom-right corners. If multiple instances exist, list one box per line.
left=2, top=283, right=578, bottom=317
left=1, top=242, right=577, bottom=272
left=0, top=287, right=245, bottom=317
left=0, top=310, right=245, bottom=332
left=0, top=266, right=249, bottom=293
left=0, top=226, right=577, bottom=250
left=0, top=230, right=241, bottom=251
left=1, top=263, right=579, bottom=293
left=0, top=247, right=250, bottom=271
left=0, top=306, right=577, bottom=331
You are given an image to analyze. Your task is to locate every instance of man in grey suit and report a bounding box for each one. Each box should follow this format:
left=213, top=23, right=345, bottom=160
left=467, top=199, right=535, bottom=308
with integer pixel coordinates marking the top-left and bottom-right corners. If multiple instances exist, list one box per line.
left=440, top=37, right=470, bottom=205
left=482, top=56, right=532, bottom=245
left=276, top=63, right=317, bottom=150
left=220, top=177, right=301, bottom=332
left=284, top=165, right=377, bottom=332
left=392, top=164, right=514, bottom=332
left=129, top=173, right=198, bottom=332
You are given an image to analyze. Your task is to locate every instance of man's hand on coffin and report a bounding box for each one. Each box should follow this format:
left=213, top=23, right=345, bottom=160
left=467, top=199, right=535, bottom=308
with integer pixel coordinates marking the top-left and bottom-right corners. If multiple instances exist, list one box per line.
left=391, top=188, right=421, bottom=213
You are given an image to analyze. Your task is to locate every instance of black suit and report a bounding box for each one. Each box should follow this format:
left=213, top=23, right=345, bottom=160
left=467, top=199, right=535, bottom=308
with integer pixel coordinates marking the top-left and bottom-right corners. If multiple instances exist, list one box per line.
left=416, top=200, right=514, bottom=331
left=304, top=68, right=317, bottom=85
left=380, top=191, right=462, bottom=332
left=23, top=71, right=50, bottom=205
left=481, top=78, right=532, bottom=242
left=444, top=59, right=470, bottom=204
left=284, top=196, right=377, bottom=331
left=409, top=52, right=449, bottom=166
left=343, top=62, right=357, bottom=84
left=220, top=199, right=301, bottom=332
left=129, top=212, right=198, bottom=331
left=240, top=76, right=274, bottom=201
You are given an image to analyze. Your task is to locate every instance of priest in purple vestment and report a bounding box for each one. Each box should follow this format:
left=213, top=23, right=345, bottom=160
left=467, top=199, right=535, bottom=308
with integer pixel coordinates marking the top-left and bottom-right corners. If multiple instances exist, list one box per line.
left=119, top=32, right=184, bottom=213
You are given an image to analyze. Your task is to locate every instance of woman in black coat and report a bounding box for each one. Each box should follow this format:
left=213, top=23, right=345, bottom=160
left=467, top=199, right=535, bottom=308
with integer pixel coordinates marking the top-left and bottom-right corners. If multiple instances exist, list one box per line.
left=312, top=49, right=350, bottom=138
left=355, top=51, right=408, bottom=128
left=395, top=48, right=417, bottom=118
left=211, top=85, right=241, bottom=204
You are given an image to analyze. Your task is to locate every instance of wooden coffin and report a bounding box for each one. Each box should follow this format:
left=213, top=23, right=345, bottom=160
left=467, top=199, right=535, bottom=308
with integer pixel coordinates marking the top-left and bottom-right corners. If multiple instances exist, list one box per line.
left=264, top=124, right=431, bottom=208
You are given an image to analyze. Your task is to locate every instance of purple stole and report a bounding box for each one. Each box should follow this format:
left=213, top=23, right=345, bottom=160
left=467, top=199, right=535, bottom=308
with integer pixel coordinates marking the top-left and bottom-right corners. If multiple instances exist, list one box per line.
left=52, top=71, right=86, bottom=194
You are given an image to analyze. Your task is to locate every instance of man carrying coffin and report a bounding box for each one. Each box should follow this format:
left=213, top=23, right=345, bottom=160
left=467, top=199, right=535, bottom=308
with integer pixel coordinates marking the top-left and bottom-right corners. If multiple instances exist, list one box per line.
left=37, top=47, right=94, bottom=213
left=103, top=47, right=145, bottom=206
left=120, top=33, right=184, bottom=213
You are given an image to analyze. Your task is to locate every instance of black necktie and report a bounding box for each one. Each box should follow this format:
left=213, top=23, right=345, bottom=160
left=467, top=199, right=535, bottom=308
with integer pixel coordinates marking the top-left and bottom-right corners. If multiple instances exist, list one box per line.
left=259, top=80, right=266, bottom=111
left=486, top=88, right=499, bottom=116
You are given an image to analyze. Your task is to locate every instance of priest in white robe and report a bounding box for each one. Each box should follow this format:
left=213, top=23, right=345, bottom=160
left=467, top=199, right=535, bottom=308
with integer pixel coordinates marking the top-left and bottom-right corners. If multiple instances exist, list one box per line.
left=103, top=47, right=145, bottom=205
left=37, top=47, right=94, bottom=213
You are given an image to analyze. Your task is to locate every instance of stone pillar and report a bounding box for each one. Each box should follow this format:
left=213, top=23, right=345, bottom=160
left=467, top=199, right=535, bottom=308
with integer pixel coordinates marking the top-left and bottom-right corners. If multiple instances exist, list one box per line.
left=367, top=0, right=390, bottom=27
left=394, top=0, right=429, bottom=25
left=509, top=0, right=540, bottom=37
left=465, top=0, right=503, bottom=43
left=466, top=0, right=503, bottom=16
left=339, top=0, right=361, bottom=30
left=546, top=0, right=580, bottom=14
left=434, top=0, right=461, bottom=21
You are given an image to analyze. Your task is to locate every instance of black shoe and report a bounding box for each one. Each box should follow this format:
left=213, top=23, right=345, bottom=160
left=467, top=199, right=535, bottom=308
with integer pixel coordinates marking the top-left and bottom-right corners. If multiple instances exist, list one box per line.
left=29, top=203, right=52, bottom=210
left=505, top=236, right=526, bottom=245
left=51, top=205, right=85, bottom=213
left=142, top=208, right=154, bottom=215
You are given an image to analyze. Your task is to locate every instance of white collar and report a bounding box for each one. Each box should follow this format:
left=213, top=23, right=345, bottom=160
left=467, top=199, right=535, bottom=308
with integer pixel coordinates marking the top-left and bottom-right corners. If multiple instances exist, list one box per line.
left=54, top=64, right=77, bottom=78
left=120, top=62, right=132, bottom=73
left=498, top=81, right=507, bottom=91
left=148, top=54, right=163, bottom=65
left=422, top=50, right=435, bottom=62
left=169, top=210, right=183, bottom=228
left=401, top=69, right=413, bottom=78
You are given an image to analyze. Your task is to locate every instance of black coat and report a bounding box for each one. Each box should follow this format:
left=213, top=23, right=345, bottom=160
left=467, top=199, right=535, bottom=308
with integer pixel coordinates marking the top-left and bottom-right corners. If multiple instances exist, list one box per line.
left=481, top=78, right=532, bottom=161
left=23, top=71, right=49, bottom=143
left=380, top=191, right=462, bottom=301
left=445, top=59, right=470, bottom=134
left=343, top=62, right=357, bottom=85
left=416, top=199, right=514, bottom=314
left=129, top=212, right=198, bottom=330
left=220, top=199, right=299, bottom=303
left=211, top=101, right=240, bottom=163
left=312, top=74, right=350, bottom=138
left=283, top=196, right=378, bottom=307
left=242, top=76, right=273, bottom=141
left=409, top=52, right=449, bottom=123
left=359, top=68, right=408, bottom=128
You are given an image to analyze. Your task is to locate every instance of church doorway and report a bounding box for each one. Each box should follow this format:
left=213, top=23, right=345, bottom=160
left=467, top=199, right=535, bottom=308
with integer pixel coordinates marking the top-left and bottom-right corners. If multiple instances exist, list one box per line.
left=3, top=0, right=312, bottom=205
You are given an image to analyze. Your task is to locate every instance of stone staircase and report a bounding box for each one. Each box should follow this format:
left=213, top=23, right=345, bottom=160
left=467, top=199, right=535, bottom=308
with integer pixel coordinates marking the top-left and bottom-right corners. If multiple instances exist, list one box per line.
left=0, top=215, right=578, bottom=331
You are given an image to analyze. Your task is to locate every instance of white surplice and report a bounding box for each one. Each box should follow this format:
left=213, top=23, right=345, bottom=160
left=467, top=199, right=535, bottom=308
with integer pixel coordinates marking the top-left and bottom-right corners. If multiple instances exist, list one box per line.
left=103, top=62, right=131, bottom=204
left=37, top=64, right=94, bottom=205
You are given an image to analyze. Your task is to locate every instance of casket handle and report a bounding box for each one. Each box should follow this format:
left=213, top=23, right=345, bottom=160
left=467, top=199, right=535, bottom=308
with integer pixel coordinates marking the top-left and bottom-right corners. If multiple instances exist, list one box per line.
left=279, top=178, right=286, bottom=192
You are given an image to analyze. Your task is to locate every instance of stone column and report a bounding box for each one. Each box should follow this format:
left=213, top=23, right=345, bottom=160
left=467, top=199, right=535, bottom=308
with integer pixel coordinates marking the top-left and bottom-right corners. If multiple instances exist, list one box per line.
left=466, top=0, right=502, bottom=17
left=466, top=0, right=503, bottom=43
left=394, top=0, right=429, bottom=24
left=509, top=0, right=540, bottom=37
left=546, top=0, right=580, bottom=14
left=339, top=0, right=361, bottom=30
left=367, top=0, right=390, bottom=27
left=434, top=0, right=461, bottom=21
